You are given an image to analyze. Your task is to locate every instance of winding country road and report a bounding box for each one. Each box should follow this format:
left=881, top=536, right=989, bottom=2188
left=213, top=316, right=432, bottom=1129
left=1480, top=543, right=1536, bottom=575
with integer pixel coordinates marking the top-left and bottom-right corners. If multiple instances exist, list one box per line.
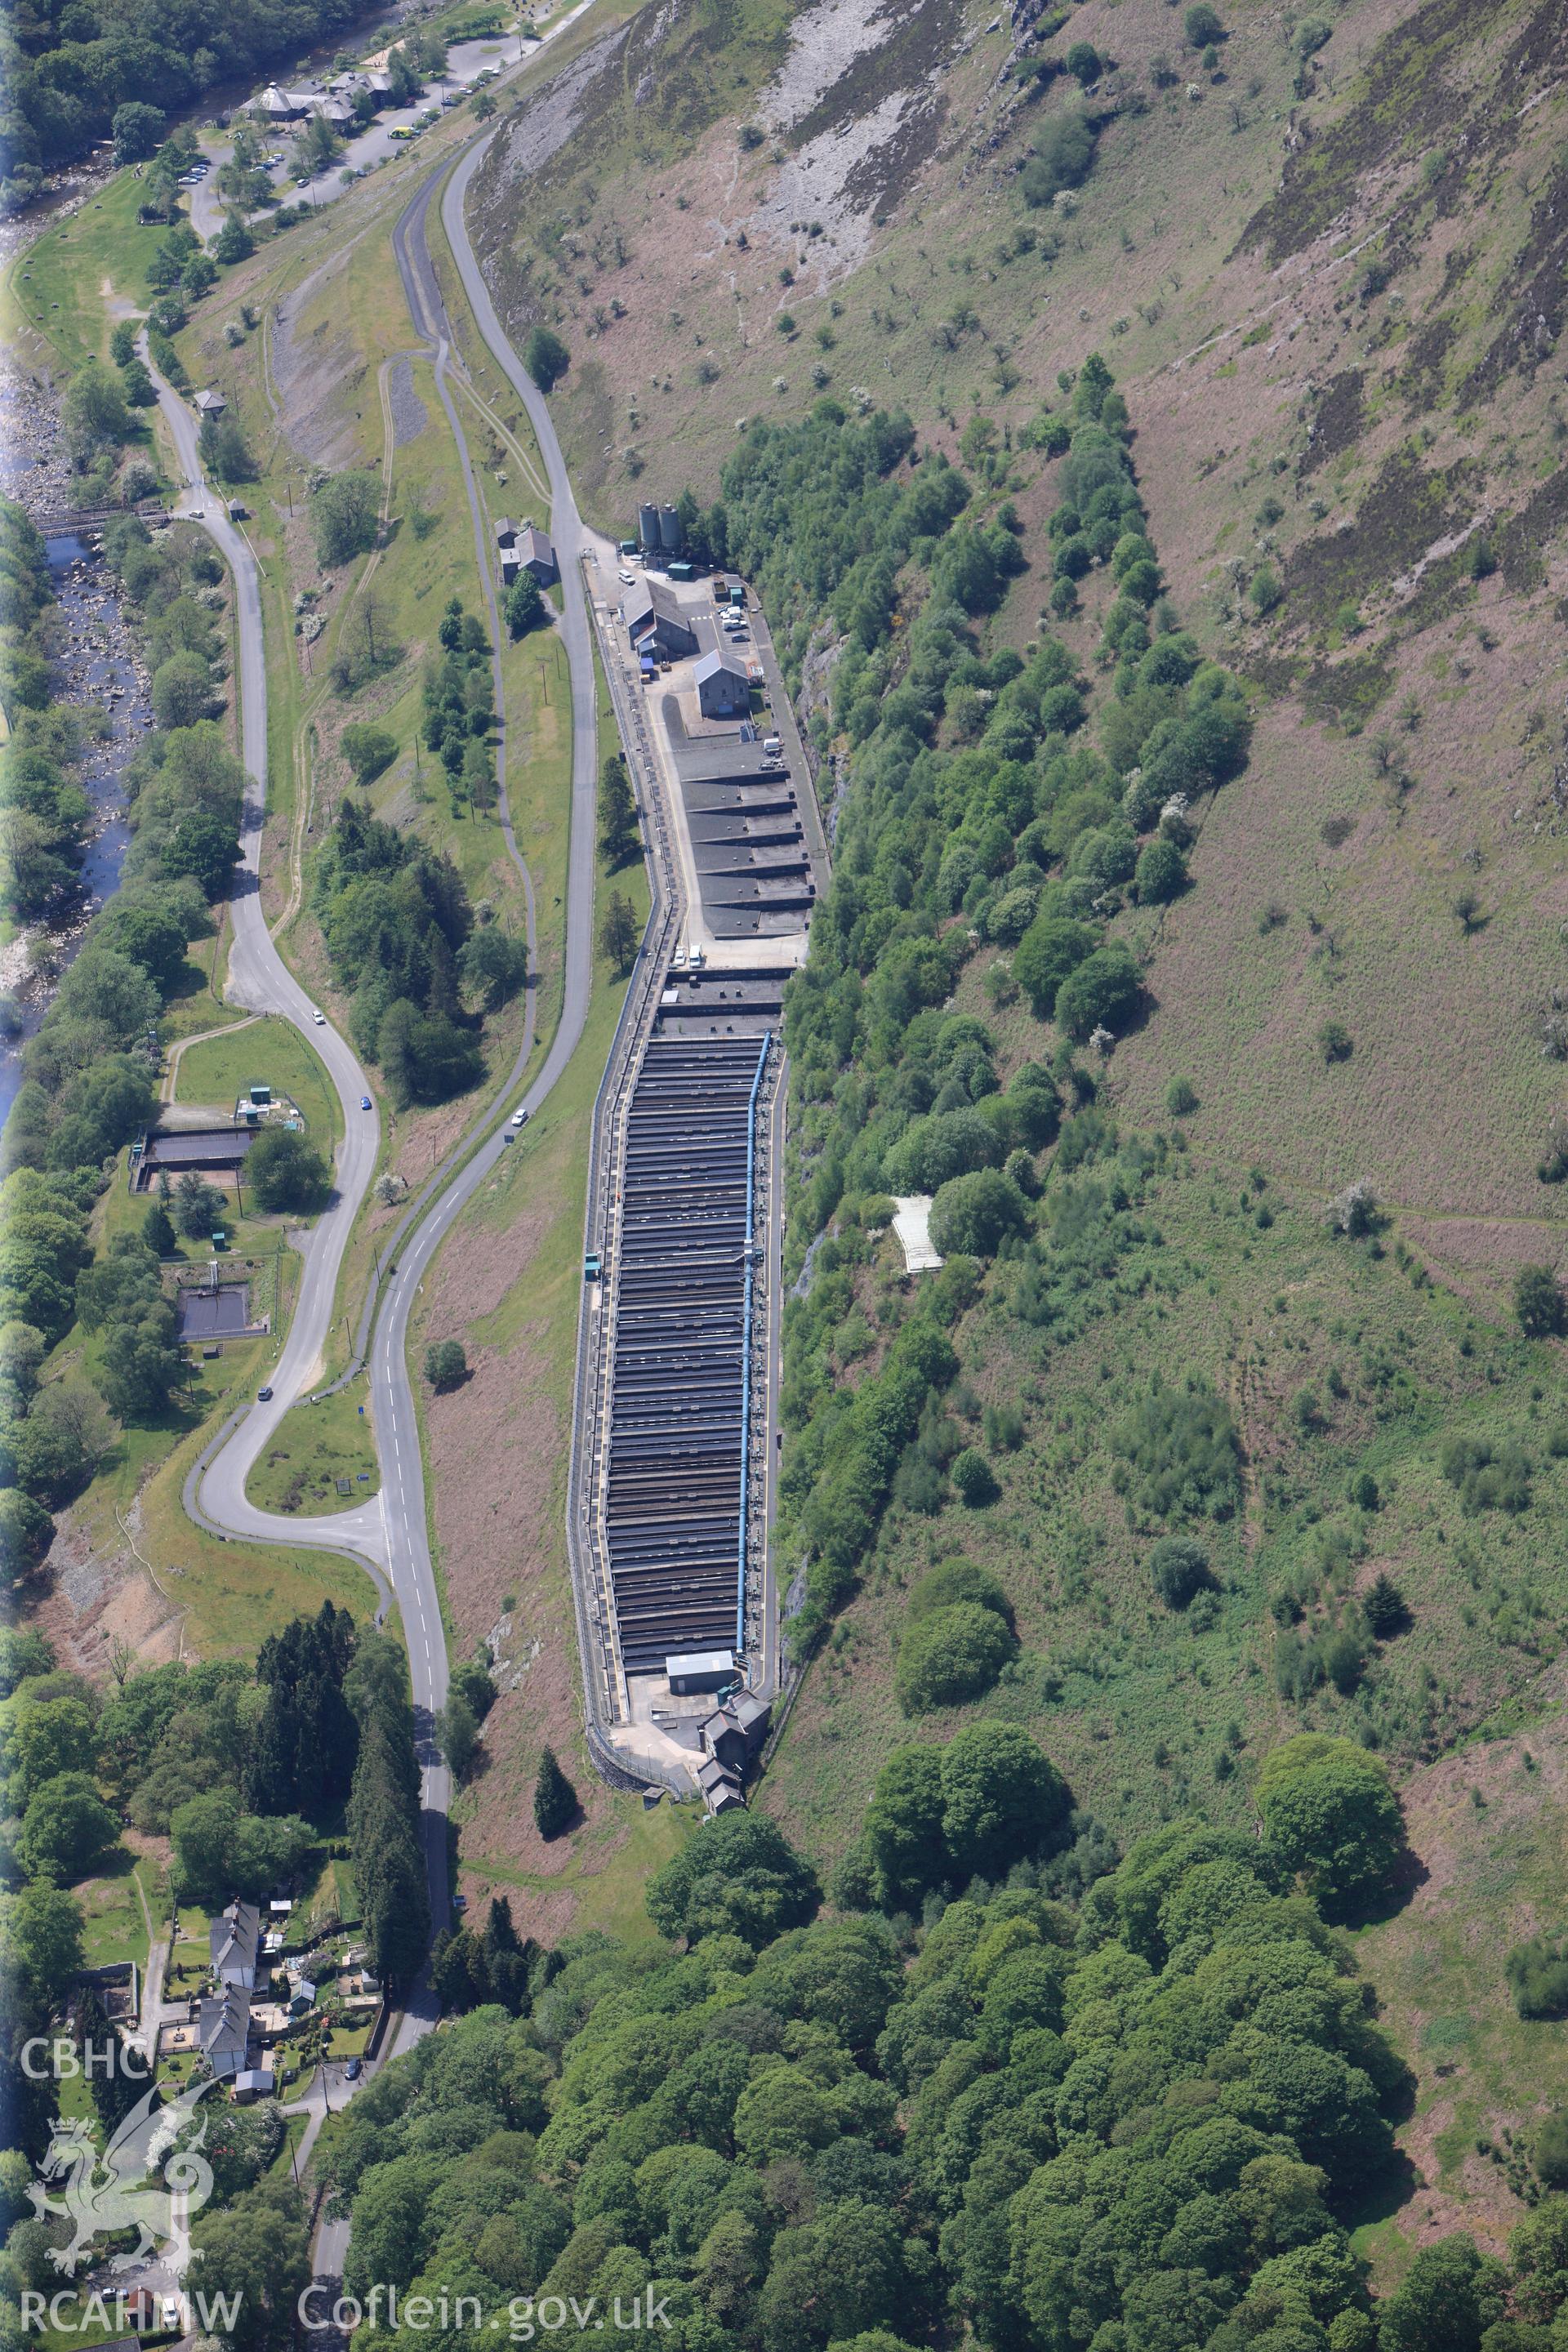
left=155, top=113, right=603, bottom=2047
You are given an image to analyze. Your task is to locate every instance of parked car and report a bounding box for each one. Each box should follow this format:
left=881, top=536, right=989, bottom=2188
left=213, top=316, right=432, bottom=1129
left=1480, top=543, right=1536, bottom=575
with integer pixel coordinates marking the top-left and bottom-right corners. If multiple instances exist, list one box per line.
left=345, top=2056, right=362, bottom=2081
left=617, top=568, right=635, bottom=584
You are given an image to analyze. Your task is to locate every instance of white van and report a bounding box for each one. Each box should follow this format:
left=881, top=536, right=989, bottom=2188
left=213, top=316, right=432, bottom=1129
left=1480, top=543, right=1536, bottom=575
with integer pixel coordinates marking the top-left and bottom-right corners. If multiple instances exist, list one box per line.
left=762, top=735, right=782, bottom=756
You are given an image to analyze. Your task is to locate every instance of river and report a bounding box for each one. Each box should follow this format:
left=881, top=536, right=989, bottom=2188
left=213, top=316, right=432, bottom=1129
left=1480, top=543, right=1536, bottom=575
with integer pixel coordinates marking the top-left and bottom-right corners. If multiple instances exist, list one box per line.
left=0, top=528, right=147, bottom=1129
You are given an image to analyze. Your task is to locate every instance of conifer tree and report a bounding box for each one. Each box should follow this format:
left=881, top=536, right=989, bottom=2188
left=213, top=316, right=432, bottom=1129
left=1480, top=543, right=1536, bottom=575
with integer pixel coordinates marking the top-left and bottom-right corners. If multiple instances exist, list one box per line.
left=533, top=1747, right=577, bottom=1841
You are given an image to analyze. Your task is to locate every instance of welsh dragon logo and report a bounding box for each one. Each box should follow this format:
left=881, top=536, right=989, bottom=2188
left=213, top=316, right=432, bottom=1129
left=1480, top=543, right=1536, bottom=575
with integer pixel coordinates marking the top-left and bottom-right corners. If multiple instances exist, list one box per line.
left=29, top=2075, right=216, bottom=2278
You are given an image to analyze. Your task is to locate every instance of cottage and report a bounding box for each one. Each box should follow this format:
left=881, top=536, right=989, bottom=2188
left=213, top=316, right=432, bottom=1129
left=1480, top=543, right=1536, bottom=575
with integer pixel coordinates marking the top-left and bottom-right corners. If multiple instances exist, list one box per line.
left=194, top=388, right=227, bottom=418
left=623, top=581, right=698, bottom=661
left=210, top=1900, right=261, bottom=1989
left=699, top=1713, right=748, bottom=1774
left=198, top=1985, right=252, bottom=2079
left=693, top=644, right=751, bottom=719
left=697, top=1754, right=742, bottom=1806
left=699, top=1690, right=771, bottom=1772
left=516, top=523, right=556, bottom=586
left=729, top=1690, right=771, bottom=1750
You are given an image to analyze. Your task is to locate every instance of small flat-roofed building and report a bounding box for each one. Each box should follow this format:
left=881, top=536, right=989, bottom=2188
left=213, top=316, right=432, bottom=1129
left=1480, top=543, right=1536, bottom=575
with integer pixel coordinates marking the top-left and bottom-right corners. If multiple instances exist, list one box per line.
left=495, top=518, right=519, bottom=584
left=666, top=1648, right=734, bottom=1695
left=132, top=1124, right=254, bottom=1191
left=892, top=1195, right=943, bottom=1275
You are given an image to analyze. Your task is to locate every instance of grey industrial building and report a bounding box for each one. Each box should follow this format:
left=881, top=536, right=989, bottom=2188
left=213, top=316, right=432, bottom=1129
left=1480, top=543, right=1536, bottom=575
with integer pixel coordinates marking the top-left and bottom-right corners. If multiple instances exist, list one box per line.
left=623, top=581, right=698, bottom=660
left=693, top=643, right=751, bottom=718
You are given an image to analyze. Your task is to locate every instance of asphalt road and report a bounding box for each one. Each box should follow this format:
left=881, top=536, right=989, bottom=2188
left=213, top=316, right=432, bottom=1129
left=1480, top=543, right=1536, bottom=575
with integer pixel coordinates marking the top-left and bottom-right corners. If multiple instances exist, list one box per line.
left=437, top=133, right=601, bottom=1114
left=156, top=122, right=602, bottom=2017
left=146, top=355, right=386, bottom=1565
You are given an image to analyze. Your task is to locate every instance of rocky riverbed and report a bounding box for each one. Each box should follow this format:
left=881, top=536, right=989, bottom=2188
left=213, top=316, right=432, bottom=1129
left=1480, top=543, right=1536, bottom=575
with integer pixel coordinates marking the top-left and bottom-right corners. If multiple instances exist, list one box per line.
left=1, top=363, right=153, bottom=1125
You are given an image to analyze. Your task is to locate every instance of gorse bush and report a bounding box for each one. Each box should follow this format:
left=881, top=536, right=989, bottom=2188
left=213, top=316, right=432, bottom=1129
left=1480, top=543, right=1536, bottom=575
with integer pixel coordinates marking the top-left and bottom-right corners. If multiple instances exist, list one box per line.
left=1147, top=1533, right=1212, bottom=1610
left=1507, top=1935, right=1568, bottom=2020
left=893, top=1601, right=1015, bottom=1713
left=1441, top=1433, right=1532, bottom=1516
left=906, top=1557, right=1013, bottom=1628
left=1114, top=1379, right=1243, bottom=1519
left=1022, top=108, right=1098, bottom=207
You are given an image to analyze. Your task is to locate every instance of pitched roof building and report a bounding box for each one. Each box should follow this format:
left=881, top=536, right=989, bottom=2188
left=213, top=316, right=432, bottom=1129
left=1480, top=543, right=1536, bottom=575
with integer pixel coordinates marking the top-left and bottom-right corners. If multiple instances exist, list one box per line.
left=693, top=643, right=751, bottom=719
left=198, top=1985, right=252, bottom=2079
left=516, top=523, right=556, bottom=584
left=623, top=580, right=697, bottom=659
left=210, top=1900, right=261, bottom=1989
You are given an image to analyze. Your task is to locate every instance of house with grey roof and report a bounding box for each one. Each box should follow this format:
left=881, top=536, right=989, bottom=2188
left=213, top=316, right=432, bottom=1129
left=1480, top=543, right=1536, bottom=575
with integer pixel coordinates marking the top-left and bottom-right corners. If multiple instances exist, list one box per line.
left=623, top=581, right=697, bottom=660
left=210, top=1900, right=261, bottom=1989
left=694, top=643, right=751, bottom=719
left=198, top=1985, right=252, bottom=2080
left=516, top=523, right=556, bottom=585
